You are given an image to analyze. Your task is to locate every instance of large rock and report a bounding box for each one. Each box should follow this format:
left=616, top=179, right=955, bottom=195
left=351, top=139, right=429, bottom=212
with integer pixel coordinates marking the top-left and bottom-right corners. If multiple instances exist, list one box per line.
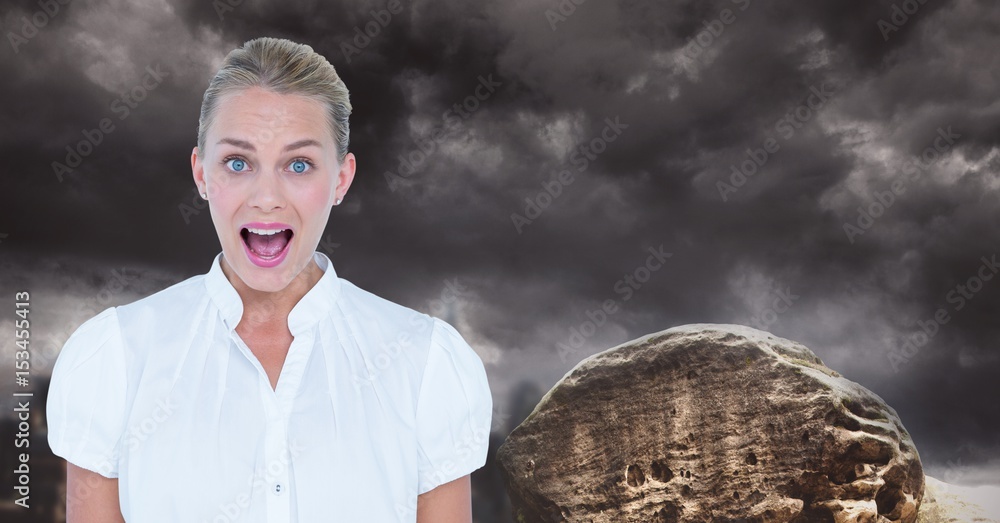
left=496, top=324, right=924, bottom=522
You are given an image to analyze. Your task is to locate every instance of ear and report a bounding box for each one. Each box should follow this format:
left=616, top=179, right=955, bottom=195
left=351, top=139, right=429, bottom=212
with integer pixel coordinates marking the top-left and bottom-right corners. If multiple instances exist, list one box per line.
left=335, top=152, right=357, bottom=203
left=191, top=146, right=207, bottom=196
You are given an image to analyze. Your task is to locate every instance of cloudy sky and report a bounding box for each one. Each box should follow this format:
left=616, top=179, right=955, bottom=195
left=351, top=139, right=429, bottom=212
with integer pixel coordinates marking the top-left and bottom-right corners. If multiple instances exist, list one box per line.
left=2, top=0, right=999, bottom=487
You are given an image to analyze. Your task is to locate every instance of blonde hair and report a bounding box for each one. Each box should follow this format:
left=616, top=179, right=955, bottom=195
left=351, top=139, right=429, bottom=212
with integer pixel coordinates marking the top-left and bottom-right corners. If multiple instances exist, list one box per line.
left=197, top=37, right=352, bottom=160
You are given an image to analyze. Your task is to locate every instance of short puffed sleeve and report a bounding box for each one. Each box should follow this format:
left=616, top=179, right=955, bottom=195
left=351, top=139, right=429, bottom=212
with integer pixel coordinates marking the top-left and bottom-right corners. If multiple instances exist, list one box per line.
left=46, top=306, right=128, bottom=479
left=416, top=317, right=493, bottom=495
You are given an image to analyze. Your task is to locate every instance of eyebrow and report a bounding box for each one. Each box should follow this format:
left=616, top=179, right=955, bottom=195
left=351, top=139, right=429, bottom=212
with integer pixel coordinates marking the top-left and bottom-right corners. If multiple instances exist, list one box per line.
left=216, top=138, right=323, bottom=153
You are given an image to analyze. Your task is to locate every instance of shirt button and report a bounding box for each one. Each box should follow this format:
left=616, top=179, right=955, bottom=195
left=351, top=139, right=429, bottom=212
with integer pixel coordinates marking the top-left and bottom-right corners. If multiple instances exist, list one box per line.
left=273, top=483, right=284, bottom=495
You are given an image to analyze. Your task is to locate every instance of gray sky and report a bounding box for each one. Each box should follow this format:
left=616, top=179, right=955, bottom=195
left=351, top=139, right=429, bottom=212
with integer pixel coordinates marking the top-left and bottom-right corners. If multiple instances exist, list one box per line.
left=2, top=0, right=998, bottom=486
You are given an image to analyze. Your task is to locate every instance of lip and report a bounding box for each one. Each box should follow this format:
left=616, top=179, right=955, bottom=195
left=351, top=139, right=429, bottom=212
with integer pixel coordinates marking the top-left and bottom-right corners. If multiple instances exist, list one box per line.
left=239, top=221, right=294, bottom=268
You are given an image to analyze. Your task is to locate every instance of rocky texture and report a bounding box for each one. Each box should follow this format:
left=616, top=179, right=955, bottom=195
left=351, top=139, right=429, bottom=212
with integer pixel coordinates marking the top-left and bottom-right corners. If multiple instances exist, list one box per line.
left=497, top=324, right=924, bottom=522
left=917, top=476, right=1000, bottom=523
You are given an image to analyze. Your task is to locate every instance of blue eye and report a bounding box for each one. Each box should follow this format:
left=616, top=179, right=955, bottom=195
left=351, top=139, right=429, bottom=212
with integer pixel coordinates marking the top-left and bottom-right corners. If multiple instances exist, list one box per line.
left=225, top=158, right=247, bottom=172
left=290, top=159, right=310, bottom=173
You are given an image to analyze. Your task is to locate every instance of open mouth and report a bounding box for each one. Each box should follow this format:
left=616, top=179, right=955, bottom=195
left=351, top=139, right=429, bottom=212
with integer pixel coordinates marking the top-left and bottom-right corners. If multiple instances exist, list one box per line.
left=240, top=226, right=294, bottom=267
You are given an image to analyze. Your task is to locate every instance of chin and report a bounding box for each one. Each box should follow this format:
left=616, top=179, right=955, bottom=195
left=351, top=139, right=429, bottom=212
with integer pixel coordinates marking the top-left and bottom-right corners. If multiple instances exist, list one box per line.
left=240, top=266, right=295, bottom=292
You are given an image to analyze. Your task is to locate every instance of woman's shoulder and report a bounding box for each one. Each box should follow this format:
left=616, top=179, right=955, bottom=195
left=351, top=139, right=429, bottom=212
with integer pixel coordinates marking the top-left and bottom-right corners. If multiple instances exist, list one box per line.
left=337, top=279, right=486, bottom=367
left=334, top=279, right=486, bottom=383
left=58, top=305, right=123, bottom=358
left=112, top=272, right=208, bottom=326
left=123, top=271, right=206, bottom=306
left=337, top=278, right=438, bottom=337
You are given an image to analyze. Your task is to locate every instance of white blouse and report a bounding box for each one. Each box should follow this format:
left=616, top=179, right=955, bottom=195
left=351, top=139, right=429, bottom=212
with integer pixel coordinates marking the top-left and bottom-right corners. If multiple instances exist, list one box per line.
left=46, top=251, right=493, bottom=522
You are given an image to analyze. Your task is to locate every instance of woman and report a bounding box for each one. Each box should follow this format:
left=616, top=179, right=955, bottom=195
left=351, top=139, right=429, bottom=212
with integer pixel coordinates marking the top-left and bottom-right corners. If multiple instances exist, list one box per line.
left=46, top=37, right=493, bottom=522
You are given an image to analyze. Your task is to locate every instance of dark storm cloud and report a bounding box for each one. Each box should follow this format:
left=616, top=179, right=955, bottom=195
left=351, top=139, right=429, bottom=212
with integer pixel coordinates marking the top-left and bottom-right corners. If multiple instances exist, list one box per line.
left=2, top=0, right=998, bottom=483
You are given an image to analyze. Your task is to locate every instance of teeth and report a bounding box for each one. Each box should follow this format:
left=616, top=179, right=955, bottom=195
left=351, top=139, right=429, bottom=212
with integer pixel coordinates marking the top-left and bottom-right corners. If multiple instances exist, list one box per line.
left=245, top=227, right=288, bottom=236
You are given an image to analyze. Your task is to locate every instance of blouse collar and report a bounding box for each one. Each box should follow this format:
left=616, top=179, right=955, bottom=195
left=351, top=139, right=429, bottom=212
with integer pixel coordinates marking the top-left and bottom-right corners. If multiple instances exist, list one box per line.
left=204, top=250, right=342, bottom=336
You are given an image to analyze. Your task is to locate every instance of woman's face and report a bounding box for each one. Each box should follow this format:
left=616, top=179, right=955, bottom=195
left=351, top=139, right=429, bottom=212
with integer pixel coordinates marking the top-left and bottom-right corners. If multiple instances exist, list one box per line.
left=191, top=86, right=355, bottom=293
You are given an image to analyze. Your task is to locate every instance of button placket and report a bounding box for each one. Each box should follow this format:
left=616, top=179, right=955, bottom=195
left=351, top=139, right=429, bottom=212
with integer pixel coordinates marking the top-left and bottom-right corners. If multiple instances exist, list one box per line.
left=202, top=250, right=343, bottom=522
left=262, top=384, right=292, bottom=522
left=229, top=331, right=272, bottom=390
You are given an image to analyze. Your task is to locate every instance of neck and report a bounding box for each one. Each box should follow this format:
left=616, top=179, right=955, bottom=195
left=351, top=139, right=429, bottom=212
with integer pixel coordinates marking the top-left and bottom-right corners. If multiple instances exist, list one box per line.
left=220, top=255, right=324, bottom=330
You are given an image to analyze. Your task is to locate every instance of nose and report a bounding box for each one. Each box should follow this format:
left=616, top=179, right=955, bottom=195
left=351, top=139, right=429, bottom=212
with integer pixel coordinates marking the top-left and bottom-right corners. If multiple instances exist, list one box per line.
left=246, top=169, right=286, bottom=213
